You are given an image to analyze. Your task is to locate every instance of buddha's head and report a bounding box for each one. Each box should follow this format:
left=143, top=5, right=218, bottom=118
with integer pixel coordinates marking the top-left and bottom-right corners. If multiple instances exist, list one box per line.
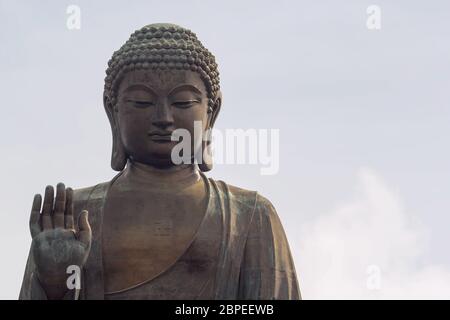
left=103, top=23, right=221, bottom=172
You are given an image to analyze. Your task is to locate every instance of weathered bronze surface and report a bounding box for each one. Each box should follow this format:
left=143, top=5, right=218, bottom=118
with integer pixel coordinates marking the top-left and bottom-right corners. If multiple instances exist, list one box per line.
left=19, top=23, right=301, bottom=300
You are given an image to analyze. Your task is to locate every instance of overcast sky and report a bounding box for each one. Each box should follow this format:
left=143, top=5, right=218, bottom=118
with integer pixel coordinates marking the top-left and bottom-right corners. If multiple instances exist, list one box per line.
left=1, top=0, right=449, bottom=299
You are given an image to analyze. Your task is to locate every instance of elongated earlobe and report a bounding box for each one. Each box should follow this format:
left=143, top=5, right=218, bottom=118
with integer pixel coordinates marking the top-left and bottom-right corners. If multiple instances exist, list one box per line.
left=104, top=95, right=127, bottom=171
left=199, top=93, right=221, bottom=172
left=198, top=132, right=213, bottom=172
left=111, top=130, right=127, bottom=171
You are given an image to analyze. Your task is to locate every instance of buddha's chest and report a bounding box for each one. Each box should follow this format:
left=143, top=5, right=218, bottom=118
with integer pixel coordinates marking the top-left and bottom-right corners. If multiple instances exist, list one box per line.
left=101, top=189, right=207, bottom=293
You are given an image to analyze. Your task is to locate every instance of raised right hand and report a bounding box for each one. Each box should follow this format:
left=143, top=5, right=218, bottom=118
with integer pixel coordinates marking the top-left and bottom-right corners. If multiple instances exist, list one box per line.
left=29, top=183, right=92, bottom=299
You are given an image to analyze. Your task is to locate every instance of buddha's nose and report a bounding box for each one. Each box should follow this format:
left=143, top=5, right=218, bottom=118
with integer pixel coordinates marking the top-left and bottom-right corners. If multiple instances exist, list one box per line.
left=152, top=102, right=174, bottom=128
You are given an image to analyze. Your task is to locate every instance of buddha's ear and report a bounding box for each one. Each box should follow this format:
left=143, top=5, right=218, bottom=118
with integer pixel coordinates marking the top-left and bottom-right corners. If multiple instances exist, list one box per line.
left=199, top=91, right=222, bottom=173
left=207, top=90, right=222, bottom=129
left=103, top=94, right=127, bottom=171
left=103, top=94, right=114, bottom=119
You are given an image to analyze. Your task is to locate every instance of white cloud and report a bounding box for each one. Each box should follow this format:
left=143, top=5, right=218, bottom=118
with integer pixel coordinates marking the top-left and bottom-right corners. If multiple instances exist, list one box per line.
left=296, top=167, right=450, bottom=299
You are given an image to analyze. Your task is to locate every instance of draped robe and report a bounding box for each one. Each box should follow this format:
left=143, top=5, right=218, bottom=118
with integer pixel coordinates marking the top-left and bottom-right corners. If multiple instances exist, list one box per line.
left=19, top=173, right=301, bottom=300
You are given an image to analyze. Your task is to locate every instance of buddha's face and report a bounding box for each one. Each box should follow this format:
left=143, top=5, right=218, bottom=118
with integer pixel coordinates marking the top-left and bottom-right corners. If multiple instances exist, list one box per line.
left=115, top=69, right=213, bottom=167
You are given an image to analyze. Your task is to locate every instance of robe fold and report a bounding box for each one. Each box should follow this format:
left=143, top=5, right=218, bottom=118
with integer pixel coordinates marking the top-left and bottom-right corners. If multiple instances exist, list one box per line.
left=19, top=174, right=301, bottom=300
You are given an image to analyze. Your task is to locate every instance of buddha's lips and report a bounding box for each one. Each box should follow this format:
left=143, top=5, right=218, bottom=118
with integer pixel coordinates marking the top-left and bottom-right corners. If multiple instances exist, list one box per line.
left=148, top=131, right=174, bottom=142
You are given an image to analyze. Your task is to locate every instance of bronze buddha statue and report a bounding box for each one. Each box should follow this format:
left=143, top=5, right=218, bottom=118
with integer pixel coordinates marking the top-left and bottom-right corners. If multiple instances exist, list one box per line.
left=19, top=23, right=300, bottom=300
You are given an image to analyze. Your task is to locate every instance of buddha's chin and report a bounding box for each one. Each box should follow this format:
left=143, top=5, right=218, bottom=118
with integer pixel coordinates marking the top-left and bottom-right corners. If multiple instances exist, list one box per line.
left=128, top=140, right=191, bottom=167
left=145, top=141, right=176, bottom=157
left=134, top=150, right=181, bottom=168
left=133, top=155, right=176, bottom=168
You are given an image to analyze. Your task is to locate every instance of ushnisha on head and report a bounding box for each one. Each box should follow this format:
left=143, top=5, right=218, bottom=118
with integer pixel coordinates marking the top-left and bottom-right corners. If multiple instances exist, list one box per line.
left=104, top=23, right=220, bottom=111
left=103, top=23, right=222, bottom=172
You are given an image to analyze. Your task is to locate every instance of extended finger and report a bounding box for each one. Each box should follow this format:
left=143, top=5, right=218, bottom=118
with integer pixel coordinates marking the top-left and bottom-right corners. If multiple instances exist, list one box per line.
left=41, top=185, right=54, bottom=230
left=53, top=183, right=66, bottom=228
left=65, top=187, right=74, bottom=230
left=29, top=194, right=42, bottom=238
left=77, top=210, right=92, bottom=248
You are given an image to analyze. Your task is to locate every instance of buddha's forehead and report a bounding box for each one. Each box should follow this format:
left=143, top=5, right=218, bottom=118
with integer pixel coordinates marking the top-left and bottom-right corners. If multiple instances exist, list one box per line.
left=118, top=69, right=206, bottom=95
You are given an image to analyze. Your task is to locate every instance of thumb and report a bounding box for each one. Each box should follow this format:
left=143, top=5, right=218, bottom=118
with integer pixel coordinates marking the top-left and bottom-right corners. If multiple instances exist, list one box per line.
left=77, top=210, right=92, bottom=247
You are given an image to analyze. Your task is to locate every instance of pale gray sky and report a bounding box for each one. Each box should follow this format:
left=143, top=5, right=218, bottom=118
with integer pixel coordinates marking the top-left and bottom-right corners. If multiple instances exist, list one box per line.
left=1, top=0, right=449, bottom=299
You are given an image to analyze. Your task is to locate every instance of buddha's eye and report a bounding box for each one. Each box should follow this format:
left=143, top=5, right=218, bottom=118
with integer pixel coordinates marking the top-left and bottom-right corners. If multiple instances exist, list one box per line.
left=126, top=99, right=155, bottom=109
left=172, top=100, right=199, bottom=109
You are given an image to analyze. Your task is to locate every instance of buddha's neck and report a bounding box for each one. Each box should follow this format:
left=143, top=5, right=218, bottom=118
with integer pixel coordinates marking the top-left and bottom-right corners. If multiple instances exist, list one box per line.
left=119, top=159, right=202, bottom=191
